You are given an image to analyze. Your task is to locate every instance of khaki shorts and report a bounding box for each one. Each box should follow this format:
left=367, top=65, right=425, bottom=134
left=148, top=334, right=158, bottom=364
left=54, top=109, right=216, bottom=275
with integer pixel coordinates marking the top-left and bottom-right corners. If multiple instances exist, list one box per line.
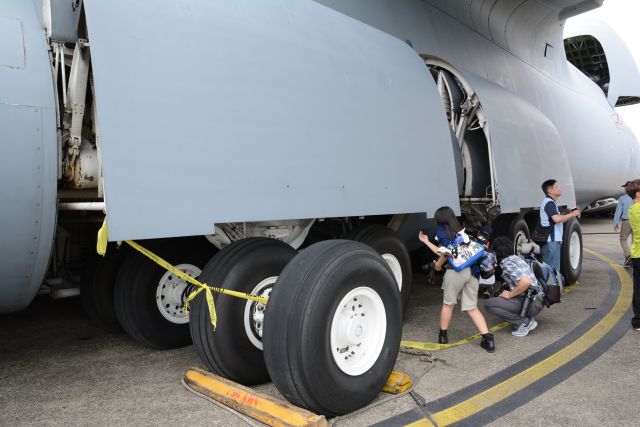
left=442, top=268, right=479, bottom=311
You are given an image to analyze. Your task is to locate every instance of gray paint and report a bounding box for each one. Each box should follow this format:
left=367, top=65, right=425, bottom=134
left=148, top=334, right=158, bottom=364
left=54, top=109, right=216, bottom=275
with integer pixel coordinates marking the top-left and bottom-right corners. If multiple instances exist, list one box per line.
left=83, top=0, right=459, bottom=241
left=0, top=1, right=57, bottom=313
left=463, top=70, right=575, bottom=211
left=315, top=0, right=639, bottom=204
left=2, top=0, right=639, bottom=312
left=0, top=16, right=24, bottom=68
left=42, top=0, right=81, bottom=43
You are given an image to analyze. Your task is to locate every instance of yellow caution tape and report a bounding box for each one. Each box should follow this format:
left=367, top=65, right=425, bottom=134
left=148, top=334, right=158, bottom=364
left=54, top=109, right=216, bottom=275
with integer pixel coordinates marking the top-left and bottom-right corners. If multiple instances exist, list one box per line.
left=124, top=240, right=218, bottom=329
left=119, top=240, right=269, bottom=331
left=401, top=321, right=511, bottom=351
left=97, top=219, right=109, bottom=256
left=94, top=222, right=270, bottom=331
left=401, top=281, right=579, bottom=352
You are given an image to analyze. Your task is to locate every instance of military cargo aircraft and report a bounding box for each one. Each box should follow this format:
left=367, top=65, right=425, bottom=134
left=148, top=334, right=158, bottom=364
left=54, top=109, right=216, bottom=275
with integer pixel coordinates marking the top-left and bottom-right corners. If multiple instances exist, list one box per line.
left=2, top=0, right=639, bottom=415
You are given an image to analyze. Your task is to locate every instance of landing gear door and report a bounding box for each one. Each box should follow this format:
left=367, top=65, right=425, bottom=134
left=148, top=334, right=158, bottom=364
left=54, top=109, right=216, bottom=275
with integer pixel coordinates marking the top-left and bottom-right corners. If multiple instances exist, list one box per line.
left=462, top=71, right=576, bottom=211
left=83, top=0, right=459, bottom=241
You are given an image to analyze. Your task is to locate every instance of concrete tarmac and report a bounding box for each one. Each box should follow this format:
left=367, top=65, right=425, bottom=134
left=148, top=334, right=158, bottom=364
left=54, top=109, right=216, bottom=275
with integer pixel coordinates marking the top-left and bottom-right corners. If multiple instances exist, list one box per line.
left=1, top=217, right=638, bottom=426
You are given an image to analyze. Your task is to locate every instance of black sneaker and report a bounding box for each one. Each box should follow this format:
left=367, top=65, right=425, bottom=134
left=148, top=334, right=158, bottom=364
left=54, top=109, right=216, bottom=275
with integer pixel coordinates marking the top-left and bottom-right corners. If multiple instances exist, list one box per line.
left=480, top=333, right=495, bottom=353
left=438, top=330, right=449, bottom=344
left=625, top=257, right=632, bottom=267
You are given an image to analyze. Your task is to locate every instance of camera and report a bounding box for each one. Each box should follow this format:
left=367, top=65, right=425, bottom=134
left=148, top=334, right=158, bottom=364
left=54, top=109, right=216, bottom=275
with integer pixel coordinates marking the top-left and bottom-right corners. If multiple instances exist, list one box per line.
left=519, top=288, right=536, bottom=317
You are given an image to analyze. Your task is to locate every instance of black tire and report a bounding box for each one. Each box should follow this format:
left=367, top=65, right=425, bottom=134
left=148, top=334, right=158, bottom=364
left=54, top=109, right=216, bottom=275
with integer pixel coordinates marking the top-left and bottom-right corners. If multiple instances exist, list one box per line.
left=524, top=210, right=539, bottom=238
left=493, top=214, right=530, bottom=255
left=263, top=240, right=402, bottom=416
left=561, top=217, right=582, bottom=283
left=80, top=244, right=125, bottom=332
left=114, top=237, right=216, bottom=349
left=347, top=225, right=412, bottom=311
left=189, top=238, right=296, bottom=385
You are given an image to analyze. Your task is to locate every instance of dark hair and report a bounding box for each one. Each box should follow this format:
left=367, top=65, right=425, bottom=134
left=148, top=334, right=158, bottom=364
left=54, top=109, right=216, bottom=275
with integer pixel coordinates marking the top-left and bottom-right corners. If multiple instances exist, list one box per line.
left=627, top=179, right=640, bottom=199
left=434, top=206, right=462, bottom=241
left=492, top=236, right=514, bottom=262
left=541, top=179, right=557, bottom=195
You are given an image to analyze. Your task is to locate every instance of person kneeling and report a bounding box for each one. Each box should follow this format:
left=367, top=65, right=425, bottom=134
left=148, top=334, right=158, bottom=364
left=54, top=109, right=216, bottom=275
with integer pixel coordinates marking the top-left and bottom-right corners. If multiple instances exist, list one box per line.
left=485, top=237, right=544, bottom=337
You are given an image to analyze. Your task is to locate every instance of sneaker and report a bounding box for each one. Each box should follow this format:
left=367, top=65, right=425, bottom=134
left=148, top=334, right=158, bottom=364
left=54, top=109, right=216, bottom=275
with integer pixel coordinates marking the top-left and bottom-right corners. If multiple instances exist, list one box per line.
left=633, top=325, right=640, bottom=331
left=624, top=257, right=632, bottom=267
left=528, top=317, right=538, bottom=333
left=480, top=333, right=495, bottom=353
left=438, top=330, right=449, bottom=344
left=512, top=318, right=532, bottom=337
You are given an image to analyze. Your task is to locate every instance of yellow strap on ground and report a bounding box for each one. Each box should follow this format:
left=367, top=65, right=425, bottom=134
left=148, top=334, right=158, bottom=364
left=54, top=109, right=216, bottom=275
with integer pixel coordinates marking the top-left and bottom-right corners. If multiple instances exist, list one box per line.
left=401, top=322, right=511, bottom=351
left=401, top=282, right=579, bottom=352
left=96, top=219, right=108, bottom=256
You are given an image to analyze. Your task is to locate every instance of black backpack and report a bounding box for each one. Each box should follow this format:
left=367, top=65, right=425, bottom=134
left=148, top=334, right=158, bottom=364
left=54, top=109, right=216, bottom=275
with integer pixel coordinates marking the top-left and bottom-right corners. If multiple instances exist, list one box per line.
left=532, top=200, right=557, bottom=246
left=525, top=257, right=563, bottom=307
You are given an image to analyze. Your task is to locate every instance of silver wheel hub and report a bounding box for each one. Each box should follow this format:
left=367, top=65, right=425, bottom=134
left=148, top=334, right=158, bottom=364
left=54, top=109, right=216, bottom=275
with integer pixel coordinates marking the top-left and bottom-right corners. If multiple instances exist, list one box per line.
left=155, top=264, right=201, bottom=324
left=330, top=287, right=386, bottom=376
left=569, top=230, right=581, bottom=270
left=244, top=276, right=277, bottom=350
left=381, top=253, right=403, bottom=292
left=514, top=230, right=527, bottom=256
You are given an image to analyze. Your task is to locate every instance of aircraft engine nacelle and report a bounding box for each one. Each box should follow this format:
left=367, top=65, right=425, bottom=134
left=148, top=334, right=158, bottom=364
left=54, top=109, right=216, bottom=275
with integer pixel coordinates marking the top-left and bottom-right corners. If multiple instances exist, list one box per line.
left=0, top=1, right=58, bottom=313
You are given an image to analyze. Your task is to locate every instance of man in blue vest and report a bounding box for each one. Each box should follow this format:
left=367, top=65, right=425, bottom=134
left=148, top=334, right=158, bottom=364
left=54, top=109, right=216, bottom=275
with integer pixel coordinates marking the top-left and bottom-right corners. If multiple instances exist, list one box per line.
left=539, top=179, right=581, bottom=271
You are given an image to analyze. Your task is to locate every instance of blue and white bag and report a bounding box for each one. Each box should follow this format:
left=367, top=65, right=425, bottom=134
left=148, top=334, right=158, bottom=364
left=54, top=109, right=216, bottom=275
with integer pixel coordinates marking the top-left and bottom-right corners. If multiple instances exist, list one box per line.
left=439, top=229, right=486, bottom=272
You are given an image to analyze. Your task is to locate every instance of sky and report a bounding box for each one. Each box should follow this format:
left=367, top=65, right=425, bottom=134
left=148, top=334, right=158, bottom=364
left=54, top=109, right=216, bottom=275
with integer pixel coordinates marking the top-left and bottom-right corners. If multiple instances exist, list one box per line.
left=567, top=0, right=640, bottom=138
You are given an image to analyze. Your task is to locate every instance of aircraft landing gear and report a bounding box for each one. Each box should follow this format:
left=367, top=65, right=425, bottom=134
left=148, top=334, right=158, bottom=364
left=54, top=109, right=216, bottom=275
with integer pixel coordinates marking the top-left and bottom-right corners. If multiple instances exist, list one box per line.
left=263, top=240, right=402, bottom=416
left=346, top=224, right=412, bottom=312
left=493, top=213, right=530, bottom=256
left=561, top=217, right=583, bottom=283
left=188, top=238, right=296, bottom=385
left=113, top=237, right=216, bottom=349
left=80, top=243, right=125, bottom=333
left=187, top=238, right=402, bottom=416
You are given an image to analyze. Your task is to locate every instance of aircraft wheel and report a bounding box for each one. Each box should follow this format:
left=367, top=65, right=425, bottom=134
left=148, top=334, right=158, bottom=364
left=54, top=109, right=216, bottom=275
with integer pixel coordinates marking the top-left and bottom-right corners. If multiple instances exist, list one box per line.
left=263, top=240, right=402, bottom=416
left=114, top=238, right=215, bottom=349
left=347, top=224, right=412, bottom=311
left=81, top=243, right=125, bottom=332
left=493, top=214, right=530, bottom=255
left=561, top=218, right=582, bottom=283
left=189, top=238, right=296, bottom=385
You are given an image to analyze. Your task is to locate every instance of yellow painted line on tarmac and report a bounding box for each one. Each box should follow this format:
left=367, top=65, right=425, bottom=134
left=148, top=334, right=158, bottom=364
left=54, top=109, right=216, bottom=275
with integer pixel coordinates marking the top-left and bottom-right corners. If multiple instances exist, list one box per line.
left=407, top=419, right=436, bottom=427
left=405, top=248, right=632, bottom=427
left=401, top=282, right=579, bottom=352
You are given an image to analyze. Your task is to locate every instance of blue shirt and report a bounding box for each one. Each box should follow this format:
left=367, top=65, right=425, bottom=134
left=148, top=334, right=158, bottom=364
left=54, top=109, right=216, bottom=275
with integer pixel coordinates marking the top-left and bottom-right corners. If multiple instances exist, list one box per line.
left=540, top=197, right=563, bottom=242
left=613, top=194, right=632, bottom=225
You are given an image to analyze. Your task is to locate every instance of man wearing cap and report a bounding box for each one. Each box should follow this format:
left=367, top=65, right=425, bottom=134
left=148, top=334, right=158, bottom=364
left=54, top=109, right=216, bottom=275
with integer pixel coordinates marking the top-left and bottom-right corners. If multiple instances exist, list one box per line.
left=614, top=181, right=634, bottom=267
